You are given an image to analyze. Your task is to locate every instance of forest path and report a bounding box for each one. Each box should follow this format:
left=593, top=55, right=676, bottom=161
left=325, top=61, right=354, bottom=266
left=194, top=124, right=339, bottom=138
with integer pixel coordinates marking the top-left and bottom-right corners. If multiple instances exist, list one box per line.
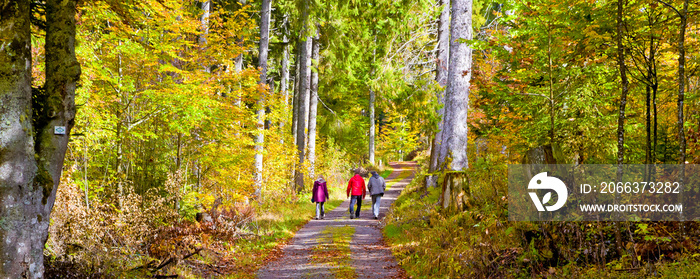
left=257, top=162, right=416, bottom=279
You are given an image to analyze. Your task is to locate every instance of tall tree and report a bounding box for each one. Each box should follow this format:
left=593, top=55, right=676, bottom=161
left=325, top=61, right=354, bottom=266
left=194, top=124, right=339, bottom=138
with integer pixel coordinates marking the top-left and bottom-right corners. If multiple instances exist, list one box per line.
left=427, top=0, right=450, bottom=188
left=437, top=0, right=472, bottom=210
left=255, top=0, right=272, bottom=198
left=295, top=0, right=312, bottom=192
left=369, top=35, right=377, bottom=165
left=280, top=16, right=290, bottom=142
left=614, top=0, right=630, bottom=258
left=0, top=0, right=80, bottom=276
left=307, top=36, right=320, bottom=179
left=675, top=0, right=689, bottom=189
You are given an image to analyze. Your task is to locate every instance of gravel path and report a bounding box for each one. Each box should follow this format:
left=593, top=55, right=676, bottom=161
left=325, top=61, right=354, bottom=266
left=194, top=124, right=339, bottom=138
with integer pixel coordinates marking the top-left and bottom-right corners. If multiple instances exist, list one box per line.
left=257, top=162, right=416, bottom=279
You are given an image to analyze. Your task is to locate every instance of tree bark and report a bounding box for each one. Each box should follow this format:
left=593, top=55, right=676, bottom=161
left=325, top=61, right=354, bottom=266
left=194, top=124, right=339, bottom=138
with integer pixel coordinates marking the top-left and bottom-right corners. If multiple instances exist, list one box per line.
left=199, top=0, right=211, bottom=72
left=280, top=17, right=290, bottom=143
left=295, top=38, right=312, bottom=191
left=39, top=0, right=80, bottom=271
left=677, top=0, right=688, bottom=223
left=438, top=0, right=472, bottom=210
left=199, top=0, right=211, bottom=46
left=0, top=0, right=80, bottom=277
left=307, top=37, right=320, bottom=180
left=302, top=41, right=311, bottom=139
left=295, top=0, right=312, bottom=192
left=427, top=0, right=450, bottom=188
left=0, top=1, right=39, bottom=277
left=368, top=35, right=377, bottom=165
left=255, top=0, right=272, bottom=199
left=292, top=43, right=300, bottom=139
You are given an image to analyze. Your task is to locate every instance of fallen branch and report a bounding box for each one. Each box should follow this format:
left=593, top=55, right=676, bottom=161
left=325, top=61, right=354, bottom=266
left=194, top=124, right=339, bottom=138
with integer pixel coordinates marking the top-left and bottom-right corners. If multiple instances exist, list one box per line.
left=152, top=247, right=204, bottom=274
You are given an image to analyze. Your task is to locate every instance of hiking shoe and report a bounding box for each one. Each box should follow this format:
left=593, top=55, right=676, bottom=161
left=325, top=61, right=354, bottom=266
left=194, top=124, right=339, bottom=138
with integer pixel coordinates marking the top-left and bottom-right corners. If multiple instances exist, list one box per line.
left=374, top=216, right=378, bottom=220
left=350, top=216, right=354, bottom=219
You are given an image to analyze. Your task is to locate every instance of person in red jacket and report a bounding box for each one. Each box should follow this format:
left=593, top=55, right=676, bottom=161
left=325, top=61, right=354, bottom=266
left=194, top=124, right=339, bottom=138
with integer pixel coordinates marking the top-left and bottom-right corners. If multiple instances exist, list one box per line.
left=346, top=168, right=367, bottom=219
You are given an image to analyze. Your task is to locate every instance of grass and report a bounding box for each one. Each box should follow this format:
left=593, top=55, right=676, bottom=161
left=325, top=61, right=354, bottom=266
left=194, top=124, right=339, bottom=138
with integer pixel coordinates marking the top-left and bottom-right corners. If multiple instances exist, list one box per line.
left=310, top=225, right=356, bottom=278
left=380, top=169, right=393, bottom=179
left=385, top=169, right=412, bottom=191
left=189, top=191, right=346, bottom=278
left=383, top=172, right=700, bottom=278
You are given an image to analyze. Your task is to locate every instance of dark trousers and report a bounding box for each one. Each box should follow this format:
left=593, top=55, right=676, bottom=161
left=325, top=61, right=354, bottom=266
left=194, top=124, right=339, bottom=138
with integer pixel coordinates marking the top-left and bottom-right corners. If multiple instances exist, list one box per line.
left=349, top=195, right=363, bottom=217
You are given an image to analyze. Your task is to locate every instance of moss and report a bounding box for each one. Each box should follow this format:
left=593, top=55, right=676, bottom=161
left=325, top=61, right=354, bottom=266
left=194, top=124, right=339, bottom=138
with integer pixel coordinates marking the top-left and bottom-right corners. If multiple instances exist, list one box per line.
left=35, top=165, right=54, bottom=205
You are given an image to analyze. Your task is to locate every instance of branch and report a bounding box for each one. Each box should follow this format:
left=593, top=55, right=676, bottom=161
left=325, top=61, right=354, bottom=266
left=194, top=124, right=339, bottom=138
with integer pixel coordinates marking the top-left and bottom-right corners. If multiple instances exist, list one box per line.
left=317, top=95, right=337, bottom=117
left=654, top=0, right=682, bottom=17
left=516, top=93, right=550, bottom=100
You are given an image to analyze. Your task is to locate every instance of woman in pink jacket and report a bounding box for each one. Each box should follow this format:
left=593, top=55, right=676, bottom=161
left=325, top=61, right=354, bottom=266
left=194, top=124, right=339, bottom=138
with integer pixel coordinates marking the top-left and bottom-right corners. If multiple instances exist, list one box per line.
left=311, top=175, right=329, bottom=220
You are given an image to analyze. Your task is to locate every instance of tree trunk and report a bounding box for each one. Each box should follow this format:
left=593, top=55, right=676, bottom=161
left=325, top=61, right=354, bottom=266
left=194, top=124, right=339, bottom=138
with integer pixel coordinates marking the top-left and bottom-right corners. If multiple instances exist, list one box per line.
left=295, top=0, right=312, bottom=191
left=40, top=0, right=80, bottom=270
left=302, top=41, right=311, bottom=140
left=438, top=0, right=472, bottom=210
left=369, top=36, right=377, bottom=165
left=295, top=37, right=312, bottom=191
left=0, top=0, right=80, bottom=277
left=292, top=43, right=300, bottom=139
left=199, top=0, right=211, bottom=72
left=426, top=0, right=450, bottom=188
left=255, top=0, right=272, bottom=199
left=677, top=0, right=688, bottom=222
left=0, top=1, right=40, bottom=276
left=307, top=37, right=320, bottom=180
left=280, top=18, right=290, bottom=143
left=369, top=87, right=376, bottom=164
left=199, top=1, right=211, bottom=45
left=614, top=0, right=629, bottom=258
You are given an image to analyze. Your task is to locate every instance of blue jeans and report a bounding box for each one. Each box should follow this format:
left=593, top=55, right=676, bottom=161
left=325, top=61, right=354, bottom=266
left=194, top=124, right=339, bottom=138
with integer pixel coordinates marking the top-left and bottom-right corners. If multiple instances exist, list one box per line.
left=316, top=202, right=325, bottom=219
left=349, top=195, right=362, bottom=217
left=371, top=194, right=382, bottom=217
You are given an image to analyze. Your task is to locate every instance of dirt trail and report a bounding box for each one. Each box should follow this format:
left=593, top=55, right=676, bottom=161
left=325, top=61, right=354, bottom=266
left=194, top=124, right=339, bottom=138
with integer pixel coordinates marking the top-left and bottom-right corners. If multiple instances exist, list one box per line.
left=257, top=162, right=416, bottom=279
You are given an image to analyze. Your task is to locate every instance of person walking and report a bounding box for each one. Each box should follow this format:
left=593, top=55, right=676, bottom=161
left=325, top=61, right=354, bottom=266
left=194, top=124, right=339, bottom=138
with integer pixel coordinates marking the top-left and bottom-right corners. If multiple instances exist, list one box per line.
left=346, top=169, right=366, bottom=219
left=367, top=170, right=386, bottom=219
left=311, top=175, right=329, bottom=220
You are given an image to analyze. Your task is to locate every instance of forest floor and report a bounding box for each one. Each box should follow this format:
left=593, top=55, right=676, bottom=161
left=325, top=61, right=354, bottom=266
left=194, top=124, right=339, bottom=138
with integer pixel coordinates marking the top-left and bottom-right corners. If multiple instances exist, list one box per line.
left=256, top=161, right=416, bottom=279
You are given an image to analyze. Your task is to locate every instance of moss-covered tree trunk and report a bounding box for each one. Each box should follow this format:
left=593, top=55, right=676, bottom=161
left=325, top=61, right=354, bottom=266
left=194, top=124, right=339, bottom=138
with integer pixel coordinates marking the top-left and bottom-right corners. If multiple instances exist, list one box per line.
left=437, top=0, right=472, bottom=210
left=0, top=0, right=80, bottom=277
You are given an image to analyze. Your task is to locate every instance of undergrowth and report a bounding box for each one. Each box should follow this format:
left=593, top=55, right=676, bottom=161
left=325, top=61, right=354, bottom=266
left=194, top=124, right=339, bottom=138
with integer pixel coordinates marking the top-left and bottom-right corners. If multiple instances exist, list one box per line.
left=384, top=154, right=700, bottom=278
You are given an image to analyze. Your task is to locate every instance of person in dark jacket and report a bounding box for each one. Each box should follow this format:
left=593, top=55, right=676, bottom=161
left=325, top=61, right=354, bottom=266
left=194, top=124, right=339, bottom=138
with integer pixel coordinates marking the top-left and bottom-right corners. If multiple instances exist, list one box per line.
left=367, top=171, right=386, bottom=219
left=346, top=169, right=366, bottom=219
left=311, top=175, right=329, bottom=220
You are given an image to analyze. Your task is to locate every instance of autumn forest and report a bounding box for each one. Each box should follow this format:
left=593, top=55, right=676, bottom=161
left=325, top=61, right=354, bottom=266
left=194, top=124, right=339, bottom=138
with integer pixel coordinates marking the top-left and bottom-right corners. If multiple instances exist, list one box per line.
left=1, top=0, right=700, bottom=277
